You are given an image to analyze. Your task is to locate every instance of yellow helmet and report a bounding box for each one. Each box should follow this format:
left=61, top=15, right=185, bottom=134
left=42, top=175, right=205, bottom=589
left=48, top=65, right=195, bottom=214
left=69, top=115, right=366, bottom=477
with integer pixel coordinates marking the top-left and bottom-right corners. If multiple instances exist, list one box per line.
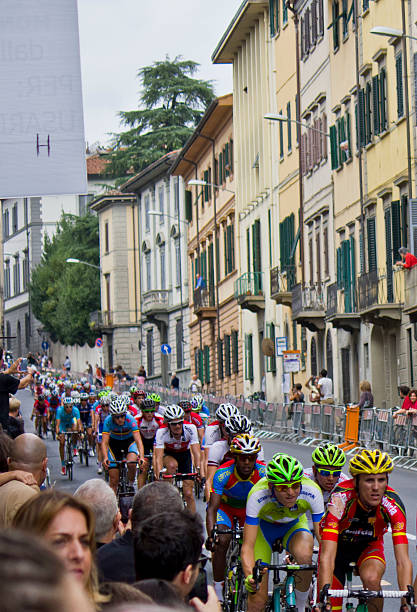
left=349, top=449, right=393, bottom=476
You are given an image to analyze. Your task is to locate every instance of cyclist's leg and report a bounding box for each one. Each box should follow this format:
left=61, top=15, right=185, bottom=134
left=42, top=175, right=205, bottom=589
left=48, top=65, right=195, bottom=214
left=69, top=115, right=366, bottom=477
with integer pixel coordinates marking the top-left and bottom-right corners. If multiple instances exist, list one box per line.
left=87, top=425, right=94, bottom=450
left=42, top=414, right=47, bottom=435
left=137, top=441, right=152, bottom=489
left=177, top=451, right=195, bottom=512
left=247, top=520, right=274, bottom=612
left=127, top=440, right=138, bottom=484
left=357, top=541, right=385, bottom=612
left=284, top=516, right=314, bottom=610
left=107, top=445, right=120, bottom=493
left=58, top=433, right=65, bottom=463
left=212, top=508, right=233, bottom=581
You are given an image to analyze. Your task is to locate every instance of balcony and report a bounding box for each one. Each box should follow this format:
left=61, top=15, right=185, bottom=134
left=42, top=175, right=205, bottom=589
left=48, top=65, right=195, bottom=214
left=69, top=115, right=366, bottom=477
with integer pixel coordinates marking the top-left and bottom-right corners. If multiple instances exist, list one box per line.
left=193, top=287, right=216, bottom=319
left=234, top=272, right=264, bottom=313
left=91, top=310, right=113, bottom=330
left=142, top=290, right=170, bottom=326
left=325, top=283, right=360, bottom=332
left=403, top=267, right=417, bottom=322
left=291, top=282, right=326, bottom=332
left=356, top=268, right=404, bottom=325
left=270, top=265, right=296, bottom=306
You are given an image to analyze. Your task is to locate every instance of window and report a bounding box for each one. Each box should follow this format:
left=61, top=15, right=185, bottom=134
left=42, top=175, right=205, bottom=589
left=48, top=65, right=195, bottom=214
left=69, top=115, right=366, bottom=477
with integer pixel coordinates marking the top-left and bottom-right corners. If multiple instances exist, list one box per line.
left=3, top=210, right=9, bottom=238
left=396, top=51, right=404, bottom=119
left=336, top=237, right=356, bottom=312
left=279, top=213, right=296, bottom=289
left=104, top=222, right=109, bottom=254
left=366, top=217, right=377, bottom=271
left=144, top=194, right=150, bottom=232
left=4, top=262, right=10, bottom=299
left=12, top=204, right=18, bottom=233
left=363, top=0, right=369, bottom=11
left=217, top=339, right=224, bottom=380
left=176, top=319, right=183, bottom=370
left=332, top=1, right=340, bottom=51
left=342, top=0, right=348, bottom=39
left=195, top=348, right=204, bottom=383
left=282, top=0, right=288, bottom=24
left=203, top=169, right=211, bottom=202
left=279, top=110, right=284, bottom=159
left=224, top=334, right=231, bottom=377
left=24, top=198, right=28, bottom=226
left=269, top=0, right=279, bottom=36
left=13, top=256, right=20, bottom=295
left=160, top=244, right=166, bottom=289
left=323, top=226, right=329, bottom=277
left=224, top=223, right=235, bottom=276
left=318, top=0, right=324, bottom=36
left=159, top=185, right=164, bottom=218
left=22, top=252, right=29, bottom=290
left=204, top=345, right=210, bottom=383
left=174, top=177, right=180, bottom=215
left=330, top=113, right=351, bottom=170
left=287, top=102, right=292, bottom=151
left=104, top=273, right=111, bottom=314
left=145, top=252, right=151, bottom=291
left=175, top=238, right=181, bottom=285
left=266, top=323, right=276, bottom=374
left=232, top=330, right=239, bottom=373
left=185, top=190, right=192, bottom=222
left=252, top=219, right=262, bottom=290
left=146, top=329, right=154, bottom=377
left=311, top=0, right=318, bottom=45
left=245, top=334, right=254, bottom=381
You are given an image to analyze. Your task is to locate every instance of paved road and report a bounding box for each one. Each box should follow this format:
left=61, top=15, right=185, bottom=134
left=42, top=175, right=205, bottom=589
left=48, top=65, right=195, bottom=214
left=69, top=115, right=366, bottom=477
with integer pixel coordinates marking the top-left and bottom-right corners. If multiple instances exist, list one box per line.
left=17, top=389, right=417, bottom=608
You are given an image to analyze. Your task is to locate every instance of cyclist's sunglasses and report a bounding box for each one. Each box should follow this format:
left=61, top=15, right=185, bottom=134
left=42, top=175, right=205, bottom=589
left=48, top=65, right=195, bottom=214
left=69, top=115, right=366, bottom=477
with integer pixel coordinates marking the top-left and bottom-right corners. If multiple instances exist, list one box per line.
left=274, top=481, right=301, bottom=491
left=141, top=408, right=155, bottom=413
left=316, top=468, right=341, bottom=477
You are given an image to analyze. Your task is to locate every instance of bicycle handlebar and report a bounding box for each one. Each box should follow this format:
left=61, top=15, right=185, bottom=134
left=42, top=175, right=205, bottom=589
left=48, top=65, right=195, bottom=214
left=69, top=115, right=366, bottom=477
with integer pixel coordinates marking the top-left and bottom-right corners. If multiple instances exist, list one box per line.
left=329, top=589, right=409, bottom=599
left=161, top=472, right=198, bottom=479
left=253, top=559, right=316, bottom=585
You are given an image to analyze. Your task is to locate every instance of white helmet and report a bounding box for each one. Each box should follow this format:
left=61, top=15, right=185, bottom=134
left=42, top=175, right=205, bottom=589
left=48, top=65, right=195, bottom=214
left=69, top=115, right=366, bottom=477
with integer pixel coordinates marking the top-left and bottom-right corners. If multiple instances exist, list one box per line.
left=216, top=403, right=239, bottom=422
left=109, top=397, right=128, bottom=416
left=224, top=414, right=251, bottom=435
left=63, top=396, right=73, bottom=406
left=164, top=404, right=185, bottom=423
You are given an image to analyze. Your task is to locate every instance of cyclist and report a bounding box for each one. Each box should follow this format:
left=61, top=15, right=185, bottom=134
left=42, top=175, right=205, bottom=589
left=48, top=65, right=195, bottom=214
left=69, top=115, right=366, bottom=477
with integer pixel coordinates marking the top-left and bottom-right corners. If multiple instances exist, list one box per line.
left=149, top=393, right=163, bottom=417
left=318, top=449, right=412, bottom=612
left=203, top=403, right=240, bottom=462
left=94, top=394, right=111, bottom=474
left=47, top=387, right=61, bottom=432
left=136, top=397, right=164, bottom=489
left=242, top=453, right=324, bottom=612
left=60, top=380, right=72, bottom=402
left=304, top=443, right=348, bottom=530
left=179, top=400, right=205, bottom=444
left=31, top=393, right=49, bottom=438
left=78, top=392, right=95, bottom=456
left=192, top=393, right=210, bottom=422
left=206, top=434, right=265, bottom=602
left=131, top=389, right=146, bottom=414
left=102, top=396, right=145, bottom=494
left=56, top=396, right=81, bottom=475
left=154, top=404, right=201, bottom=513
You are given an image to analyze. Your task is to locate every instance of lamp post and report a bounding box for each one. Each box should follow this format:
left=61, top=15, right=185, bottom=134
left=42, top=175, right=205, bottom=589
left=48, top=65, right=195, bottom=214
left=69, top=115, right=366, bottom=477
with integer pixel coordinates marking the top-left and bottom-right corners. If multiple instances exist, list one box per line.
left=65, top=257, right=101, bottom=271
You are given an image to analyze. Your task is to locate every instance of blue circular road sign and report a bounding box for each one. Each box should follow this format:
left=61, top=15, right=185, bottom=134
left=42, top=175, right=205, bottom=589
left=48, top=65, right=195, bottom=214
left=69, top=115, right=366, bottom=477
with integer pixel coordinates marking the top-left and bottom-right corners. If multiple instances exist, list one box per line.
left=161, top=343, right=172, bottom=355
left=41, top=341, right=49, bottom=351
left=95, top=337, right=103, bottom=348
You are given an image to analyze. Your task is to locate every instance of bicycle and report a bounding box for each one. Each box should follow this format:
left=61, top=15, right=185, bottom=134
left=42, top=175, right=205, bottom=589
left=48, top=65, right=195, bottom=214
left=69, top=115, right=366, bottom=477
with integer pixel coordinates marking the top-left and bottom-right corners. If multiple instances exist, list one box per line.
left=114, top=451, right=136, bottom=524
left=253, top=557, right=317, bottom=612
left=161, top=472, right=198, bottom=507
left=63, top=432, right=75, bottom=481
left=213, top=518, right=246, bottom=612
left=49, top=411, right=57, bottom=441
left=78, top=430, right=89, bottom=467
left=143, top=452, right=155, bottom=484
left=323, top=586, right=415, bottom=612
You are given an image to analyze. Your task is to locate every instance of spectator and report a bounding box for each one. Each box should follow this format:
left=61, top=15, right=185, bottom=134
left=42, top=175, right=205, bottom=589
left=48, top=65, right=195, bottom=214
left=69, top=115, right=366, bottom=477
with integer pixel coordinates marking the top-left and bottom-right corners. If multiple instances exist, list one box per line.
left=135, top=579, right=185, bottom=608
left=74, top=478, right=121, bottom=548
left=289, top=383, right=304, bottom=404
left=393, top=385, right=412, bottom=419
left=395, top=246, right=417, bottom=270
left=189, top=374, right=202, bottom=394
left=12, top=490, right=102, bottom=606
left=318, top=368, right=333, bottom=404
left=171, top=372, right=180, bottom=390
left=63, top=355, right=71, bottom=372
left=0, top=348, right=33, bottom=433
left=137, top=365, right=146, bottom=386
left=0, top=430, right=12, bottom=471
left=357, top=380, right=374, bottom=410
left=95, top=363, right=104, bottom=387
left=0, top=529, right=94, bottom=612
left=97, top=480, right=183, bottom=584
left=134, top=510, right=204, bottom=602
left=0, top=430, right=37, bottom=489
left=8, top=396, right=24, bottom=439
left=99, top=582, right=151, bottom=609
left=0, top=433, right=47, bottom=526
left=306, top=375, right=321, bottom=403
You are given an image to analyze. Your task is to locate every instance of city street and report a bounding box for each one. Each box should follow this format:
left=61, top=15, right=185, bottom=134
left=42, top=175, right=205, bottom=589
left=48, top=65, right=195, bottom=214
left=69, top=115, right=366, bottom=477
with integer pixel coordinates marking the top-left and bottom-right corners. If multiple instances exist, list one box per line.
left=18, top=389, right=417, bottom=607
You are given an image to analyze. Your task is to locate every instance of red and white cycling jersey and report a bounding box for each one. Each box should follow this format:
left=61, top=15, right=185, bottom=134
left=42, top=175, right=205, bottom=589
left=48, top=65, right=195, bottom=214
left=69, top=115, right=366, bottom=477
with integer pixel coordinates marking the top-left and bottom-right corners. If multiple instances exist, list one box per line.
left=136, top=414, right=164, bottom=440
left=185, top=411, right=204, bottom=429
left=207, top=439, right=265, bottom=467
left=204, top=420, right=224, bottom=449
left=155, top=423, right=199, bottom=452
left=128, top=404, right=139, bottom=418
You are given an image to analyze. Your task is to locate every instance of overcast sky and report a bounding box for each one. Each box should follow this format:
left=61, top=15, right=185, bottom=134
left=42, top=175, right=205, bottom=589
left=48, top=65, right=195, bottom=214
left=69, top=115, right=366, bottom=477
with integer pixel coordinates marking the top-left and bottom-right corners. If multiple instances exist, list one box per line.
left=77, top=0, right=241, bottom=146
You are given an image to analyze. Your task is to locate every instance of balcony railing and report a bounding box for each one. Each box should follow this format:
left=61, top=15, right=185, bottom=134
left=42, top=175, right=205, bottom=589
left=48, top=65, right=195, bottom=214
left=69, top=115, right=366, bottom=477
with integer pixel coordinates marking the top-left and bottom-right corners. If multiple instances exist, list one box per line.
left=234, top=272, right=263, bottom=299
left=292, top=282, right=326, bottom=318
left=356, top=268, right=404, bottom=311
left=326, top=283, right=337, bottom=317
left=97, top=310, right=113, bottom=327
left=326, top=282, right=358, bottom=317
left=193, top=287, right=215, bottom=311
left=270, top=265, right=296, bottom=295
left=142, top=290, right=170, bottom=314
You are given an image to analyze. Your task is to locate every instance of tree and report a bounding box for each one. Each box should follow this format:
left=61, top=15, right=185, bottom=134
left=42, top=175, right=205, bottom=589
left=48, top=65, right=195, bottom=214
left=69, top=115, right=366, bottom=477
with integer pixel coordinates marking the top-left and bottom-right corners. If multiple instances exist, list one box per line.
left=106, top=56, right=215, bottom=178
left=30, top=214, right=100, bottom=346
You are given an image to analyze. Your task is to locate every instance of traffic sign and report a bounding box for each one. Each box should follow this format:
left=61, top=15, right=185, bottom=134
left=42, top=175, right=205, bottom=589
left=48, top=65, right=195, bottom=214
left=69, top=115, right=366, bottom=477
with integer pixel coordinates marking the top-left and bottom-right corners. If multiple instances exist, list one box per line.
left=41, top=341, right=49, bottom=351
left=161, top=344, right=172, bottom=355
left=95, top=338, right=103, bottom=348
left=283, top=350, right=301, bottom=373
left=276, top=336, right=287, bottom=356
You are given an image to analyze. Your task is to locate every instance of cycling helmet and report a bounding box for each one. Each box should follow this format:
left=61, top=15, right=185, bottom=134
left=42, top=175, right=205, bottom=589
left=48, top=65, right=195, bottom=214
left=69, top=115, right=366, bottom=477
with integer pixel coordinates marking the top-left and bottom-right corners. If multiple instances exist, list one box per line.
left=230, top=434, right=261, bottom=455
left=100, top=395, right=110, bottom=406
left=312, top=443, right=346, bottom=468
left=134, top=390, right=147, bottom=400
left=129, top=385, right=138, bottom=395
left=64, top=381, right=72, bottom=389
left=80, top=377, right=87, bottom=384
left=216, top=403, right=239, bottom=422
left=142, top=398, right=156, bottom=412
left=71, top=390, right=80, bottom=400
left=224, top=414, right=251, bottom=436
left=38, top=394, right=45, bottom=401
left=349, top=449, right=394, bottom=476
left=178, top=400, right=193, bottom=412
left=89, top=391, right=96, bottom=398
left=109, top=397, right=128, bottom=416
left=80, top=392, right=89, bottom=401
left=164, top=405, right=185, bottom=423
left=150, top=393, right=161, bottom=403
left=266, top=454, right=303, bottom=485
left=191, top=398, right=202, bottom=412
left=35, top=386, right=43, bottom=396
left=51, top=388, right=59, bottom=397
left=63, top=396, right=73, bottom=406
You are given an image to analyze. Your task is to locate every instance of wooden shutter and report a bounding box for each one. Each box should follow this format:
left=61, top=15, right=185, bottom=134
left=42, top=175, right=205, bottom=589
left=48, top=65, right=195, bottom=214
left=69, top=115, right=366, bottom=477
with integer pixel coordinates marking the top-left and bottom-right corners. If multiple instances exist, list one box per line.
left=269, top=0, right=276, bottom=36
left=203, top=170, right=209, bottom=202
left=342, top=0, right=348, bottom=37
left=232, top=330, right=239, bottom=374
left=287, top=102, right=292, bottom=151
left=332, top=1, right=339, bottom=50
left=367, top=217, right=377, bottom=271
left=401, top=195, right=408, bottom=248
left=185, top=190, right=192, bottom=222
left=219, top=152, right=224, bottom=184
left=372, top=75, right=380, bottom=135
left=201, top=249, right=207, bottom=284
left=225, top=142, right=230, bottom=177
left=391, top=201, right=402, bottom=259
left=316, top=231, right=321, bottom=282
left=224, top=335, right=231, bottom=377
left=229, top=139, right=234, bottom=174
left=330, top=124, right=339, bottom=169
left=318, top=0, right=324, bottom=35
left=230, top=223, right=235, bottom=270
left=337, top=246, right=342, bottom=288
left=379, top=68, right=387, bottom=131
left=208, top=243, right=215, bottom=304
left=396, top=52, right=404, bottom=118
left=350, top=235, right=356, bottom=311
left=216, top=236, right=220, bottom=281
left=224, top=226, right=228, bottom=276
left=306, top=8, right=311, bottom=52
left=323, top=226, right=329, bottom=276
left=385, top=208, right=393, bottom=302
left=245, top=334, right=254, bottom=381
left=283, top=0, right=288, bottom=24
left=252, top=220, right=262, bottom=285
left=365, top=81, right=372, bottom=143
left=312, top=0, right=317, bottom=44
left=309, top=238, right=314, bottom=281
left=346, top=112, right=352, bottom=159
left=204, top=345, right=210, bottom=383
left=358, top=88, right=366, bottom=148
left=322, top=114, right=327, bottom=158
left=217, top=339, right=224, bottom=380
left=409, top=198, right=417, bottom=255
left=279, top=112, right=284, bottom=158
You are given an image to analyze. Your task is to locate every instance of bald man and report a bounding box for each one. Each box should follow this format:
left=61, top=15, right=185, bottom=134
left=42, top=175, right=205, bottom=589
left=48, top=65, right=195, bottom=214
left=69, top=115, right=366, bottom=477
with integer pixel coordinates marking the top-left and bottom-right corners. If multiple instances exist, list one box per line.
left=0, top=433, right=47, bottom=526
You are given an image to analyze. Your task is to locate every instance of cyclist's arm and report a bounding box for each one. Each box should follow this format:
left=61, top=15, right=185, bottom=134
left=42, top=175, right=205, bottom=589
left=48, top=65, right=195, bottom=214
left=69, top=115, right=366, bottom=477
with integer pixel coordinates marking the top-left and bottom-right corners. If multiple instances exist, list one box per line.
left=76, top=418, right=82, bottom=432
left=132, top=429, right=145, bottom=462
left=393, top=543, right=413, bottom=593
left=190, top=442, right=201, bottom=473
left=241, top=522, right=258, bottom=578
left=55, top=418, right=61, bottom=435
left=101, top=431, right=110, bottom=466
left=154, top=446, right=164, bottom=476
left=206, top=491, right=222, bottom=540
left=312, top=521, right=321, bottom=543
left=318, top=538, right=337, bottom=593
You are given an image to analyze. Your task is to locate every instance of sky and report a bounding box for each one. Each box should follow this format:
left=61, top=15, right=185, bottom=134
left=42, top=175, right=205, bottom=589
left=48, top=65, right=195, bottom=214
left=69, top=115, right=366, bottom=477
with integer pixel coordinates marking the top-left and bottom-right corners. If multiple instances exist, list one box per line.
left=77, top=0, right=242, bottom=147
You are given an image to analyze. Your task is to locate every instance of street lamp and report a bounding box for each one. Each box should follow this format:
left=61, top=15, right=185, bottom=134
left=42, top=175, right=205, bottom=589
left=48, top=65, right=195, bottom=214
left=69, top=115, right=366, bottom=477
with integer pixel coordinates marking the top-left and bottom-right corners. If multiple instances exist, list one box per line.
left=188, top=179, right=235, bottom=195
left=148, top=210, right=189, bottom=226
left=65, top=257, right=101, bottom=271
left=370, top=26, right=417, bottom=41
left=265, top=113, right=332, bottom=138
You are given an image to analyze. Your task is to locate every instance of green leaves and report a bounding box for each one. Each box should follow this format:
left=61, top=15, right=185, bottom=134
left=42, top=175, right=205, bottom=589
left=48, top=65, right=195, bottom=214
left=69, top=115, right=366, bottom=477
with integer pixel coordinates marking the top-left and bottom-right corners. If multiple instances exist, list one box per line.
left=106, top=55, right=215, bottom=177
left=29, top=214, right=100, bottom=347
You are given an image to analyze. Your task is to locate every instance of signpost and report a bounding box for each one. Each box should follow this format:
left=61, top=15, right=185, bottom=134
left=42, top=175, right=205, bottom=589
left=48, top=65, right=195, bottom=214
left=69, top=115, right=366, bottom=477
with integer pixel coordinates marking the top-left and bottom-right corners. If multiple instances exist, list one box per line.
left=276, top=336, right=287, bottom=356
left=283, top=350, right=301, bottom=373
left=161, top=344, right=172, bottom=355
left=41, top=341, right=49, bottom=351
left=95, top=338, right=103, bottom=348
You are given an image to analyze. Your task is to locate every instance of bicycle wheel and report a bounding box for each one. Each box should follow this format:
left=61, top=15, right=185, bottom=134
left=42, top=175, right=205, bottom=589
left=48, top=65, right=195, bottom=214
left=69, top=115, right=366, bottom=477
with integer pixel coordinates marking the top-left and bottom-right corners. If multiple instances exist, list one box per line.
left=224, top=542, right=240, bottom=612
left=235, top=573, right=247, bottom=612
left=79, top=439, right=84, bottom=465
left=84, top=437, right=89, bottom=467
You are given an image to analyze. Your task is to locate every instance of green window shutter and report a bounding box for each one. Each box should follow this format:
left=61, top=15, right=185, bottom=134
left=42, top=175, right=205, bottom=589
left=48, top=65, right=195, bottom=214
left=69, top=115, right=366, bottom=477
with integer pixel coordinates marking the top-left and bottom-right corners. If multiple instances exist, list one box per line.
left=224, top=334, right=231, bottom=377
left=266, top=323, right=276, bottom=374
left=246, top=228, right=251, bottom=274
left=185, top=190, right=192, bottom=222
left=217, top=339, right=224, bottom=380
left=227, top=225, right=233, bottom=275
left=367, top=217, right=377, bottom=271
left=208, top=243, right=215, bottom=304
left=355, top=102, right=359, bottom=152
left=204, top=345, right=210, bottom=383
left=229, top=139, right=234, bottom=174
left=329, top=125, right=339, bottom=169
left=379, top=68, right=387, bottom=131
left=372, top=75, right=380, bottom=135
left=252, top=220, right=262, bottom=290
left=358, top=88, right=366, bottom=148
left=292, top=320, right=297, bottom=349
left=342, top=0, right=348, bottom=37
left=283, top=0, right=288, bottom=24
left=391, top=200, right=402, bottom=257
left=198, top=349, right=204, bottom=383
left=230, top=223, right=235, bottom=271
left=216, top=236, right=220, bottom=281
left=269, top=0, right=276, bottom=36
left=245, top=334, right=254, bottom=381
left=350, top=235, right=356, bottom=311
left=287, top=102, right=292, bottom=151
left=365, top=81, right=372, bottom=143
left=201, top=250, right=207, bottom=284
left=232, top=330, right=239, bottom=373
left=224, top=227, right=228, bottom=275
left=360, top=232, right=365, bottom=273
left=219, top=152, right=224, bottom=184
left=225, top=143, right=230, bottom=177
left=203, top=170, right=209, bottom=202
left=346, top=112, right=352, bottom=158
left=396, top=52, right=404, bottom=118
left=332, top=1, right=339, bottom=51
left=401, top=195, right=408, bottom=248
left=337, top=246, right=342, bottom=288
left=192, top=258, right=195, bottom=290
left=385, top=208, right=394, bottom=302
left=214, top=158, right=218, bottom=185
left=279, top=111, right=284, bottom=158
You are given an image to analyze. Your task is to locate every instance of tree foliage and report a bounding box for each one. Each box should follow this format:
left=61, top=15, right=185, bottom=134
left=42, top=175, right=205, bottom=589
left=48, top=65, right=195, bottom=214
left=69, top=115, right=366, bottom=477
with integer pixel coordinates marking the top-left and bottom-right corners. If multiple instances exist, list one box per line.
left=30, top=214, right=100, bottom=346
left=106, top=56, right=215, bottom=178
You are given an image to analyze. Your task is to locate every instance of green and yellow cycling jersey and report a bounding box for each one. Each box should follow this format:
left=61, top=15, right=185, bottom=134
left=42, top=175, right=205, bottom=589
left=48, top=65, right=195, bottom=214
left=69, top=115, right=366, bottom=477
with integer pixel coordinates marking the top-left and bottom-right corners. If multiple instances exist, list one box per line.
left=245, top=476, right=324, bottom=526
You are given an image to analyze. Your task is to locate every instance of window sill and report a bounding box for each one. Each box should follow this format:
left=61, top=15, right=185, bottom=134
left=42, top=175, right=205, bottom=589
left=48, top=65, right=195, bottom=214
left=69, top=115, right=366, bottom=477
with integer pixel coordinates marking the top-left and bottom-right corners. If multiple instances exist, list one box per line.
left=365, top=141, right=374, bottom=151
left=362, top=7, right=370, bottom=17
left=279, top=156, right=285, bottom=163
left=395, top=115, right=406, bottom=127
left=345, top=156, right=353, bottom=165
left=282, top=21, right=288, bottom=30
left=378, top=128, right=390, bottom=140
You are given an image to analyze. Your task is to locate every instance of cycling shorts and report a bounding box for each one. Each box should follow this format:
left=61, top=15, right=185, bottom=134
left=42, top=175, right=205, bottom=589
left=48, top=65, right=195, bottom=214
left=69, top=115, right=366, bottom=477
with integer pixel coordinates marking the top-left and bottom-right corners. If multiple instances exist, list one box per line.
left=35, top=407, right=48, bottom=417
left=108, top=437, right=138, bottom=468
left=254, top=515, right=311, bottom=564
left=96, top=422, right=104, bottom=443
left=329, top=539, right=385, bottom=611
left=142, top=437, right=155, bottom=455
left=164, top=449, right=192, bottom=474
left=79, top=412, right=92, bottom=428
left=217, top=505, right=246, bottom=528
left=58, top=419, right=77, bottom=433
